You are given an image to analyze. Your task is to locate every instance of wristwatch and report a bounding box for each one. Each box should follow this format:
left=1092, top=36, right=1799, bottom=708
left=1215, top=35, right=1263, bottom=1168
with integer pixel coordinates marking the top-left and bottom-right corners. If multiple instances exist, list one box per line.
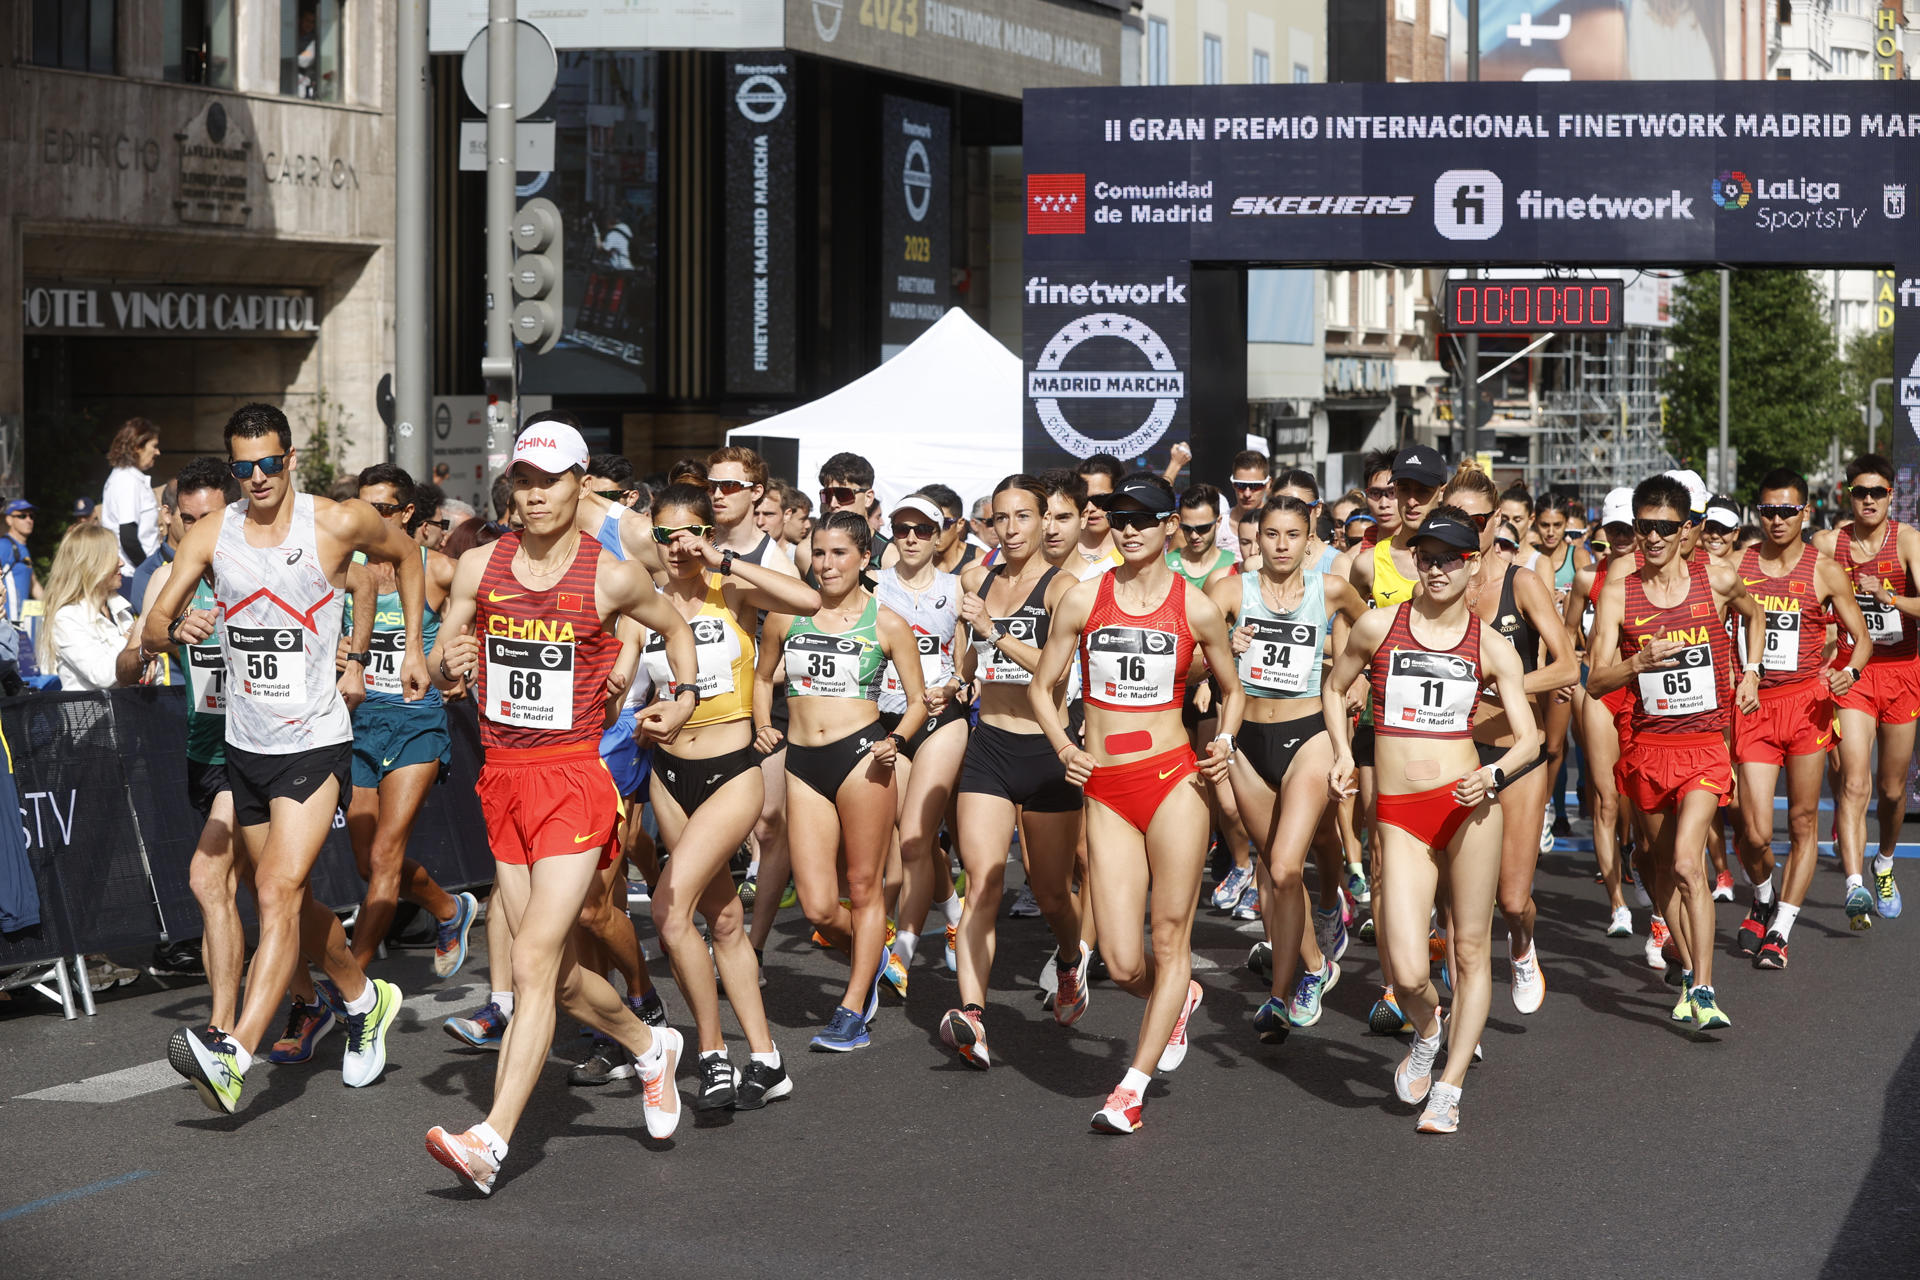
left=885, top=732, right=908, bottom=753
left=1742, top=662, right=1761, bottom=674
left=1212, top=731, right=1235, bottom=757
left=1487, top=765, right=1506, bottom=795
left=719, top=548, right=737, bottom=576
left=166, top=612, right=188, bottom=646
left=671, top=681, right=701, bottom=703
left=344, top=651, right=372, bottom=667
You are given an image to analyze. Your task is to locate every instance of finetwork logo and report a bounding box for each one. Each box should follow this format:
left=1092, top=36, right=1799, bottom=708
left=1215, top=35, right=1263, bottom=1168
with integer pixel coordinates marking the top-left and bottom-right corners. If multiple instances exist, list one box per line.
left=1712, top=170, right=1752, bottom=210
left=1516, top=189, right=1694, bottom=220
left=1433, top=170, right=1503, bottom=241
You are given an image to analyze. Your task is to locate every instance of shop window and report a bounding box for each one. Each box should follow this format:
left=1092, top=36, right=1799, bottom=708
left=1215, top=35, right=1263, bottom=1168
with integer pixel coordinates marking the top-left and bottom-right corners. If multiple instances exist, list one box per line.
left=1203, top=34, right=1224, bottom=84
left=1148, top=17, right=1170, bottom=85
left=1248, top=271, right=1315, bottom=344
left=283, top=0, right=345, bottom=101
left=1251, top=50, right=1270, bottom=84
left=163, top=0, right=235, bottom=88
left=32, top=0, right=116, bottom=74
left=1293, top=62, right=1311, bottom=83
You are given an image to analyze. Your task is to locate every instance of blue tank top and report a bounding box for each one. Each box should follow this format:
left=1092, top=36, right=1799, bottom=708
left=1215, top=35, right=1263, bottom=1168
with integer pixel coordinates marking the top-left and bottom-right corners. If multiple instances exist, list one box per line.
left=596, top=508, right=629, bottom=561
left=346, top=548, right=442, bottom=706
left=1236, top=569, right=1328, bottom=700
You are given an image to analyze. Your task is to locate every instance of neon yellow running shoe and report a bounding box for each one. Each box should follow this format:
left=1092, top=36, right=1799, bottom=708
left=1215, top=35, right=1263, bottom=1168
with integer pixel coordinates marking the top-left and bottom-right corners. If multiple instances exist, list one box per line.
left=168, top=1025, right=245, bottom=1114
left=1670, top=972, right=1694, bottom=1022
left=1689, top=985, right=1731, bottom=1031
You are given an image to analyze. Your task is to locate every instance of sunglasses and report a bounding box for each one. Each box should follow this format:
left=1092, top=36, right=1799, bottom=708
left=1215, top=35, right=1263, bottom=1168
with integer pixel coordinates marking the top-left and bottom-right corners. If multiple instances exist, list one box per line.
left=1851, top=484, right=1892, bottom=502
left=820, top=486, right=863, bottom=506
left=1634, top=518, right=1685, bottom=538
left=1107, top=509, right=1169, bottom=532
left=1231, top=481, right=1268, bottom=493
left=1565, top=528, right=1586, bottom=539
left=367, top=500, right=408, bottom=517
left=594, top=488, right=629, bottom=502
left=707, top=478, right=755, bottom=496
left=421, top=518, right=451, bottom=532
left=1755, top=504, right=1802, bottom=520
left=228, top=453, right=289, bottom=479
left=1180, top=520, right=1217, bottom=536
left=892, top=521, right=940, bottom=540
left=1414, top=550, right=1468, bottom=573
left=651, top=523, right=715, bottom=544
left=1461, top=511, right=1492, bottom=530
left=1365, top=486, right=1396, bottom=501
left=1704, top=521, right=1739, bottom=533
left=1494, top=536, right=1519, bottom=552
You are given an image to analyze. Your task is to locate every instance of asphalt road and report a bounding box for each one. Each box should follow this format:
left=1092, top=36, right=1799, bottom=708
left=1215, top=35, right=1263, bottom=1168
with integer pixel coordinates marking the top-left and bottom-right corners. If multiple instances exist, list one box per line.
left=3, top=826, right=1918, bottom=1280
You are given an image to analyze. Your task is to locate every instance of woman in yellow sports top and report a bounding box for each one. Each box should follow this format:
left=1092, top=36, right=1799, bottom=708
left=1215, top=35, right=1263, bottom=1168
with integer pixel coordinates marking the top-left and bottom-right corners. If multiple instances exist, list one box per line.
left=646, top=484, right=820, bottom=1110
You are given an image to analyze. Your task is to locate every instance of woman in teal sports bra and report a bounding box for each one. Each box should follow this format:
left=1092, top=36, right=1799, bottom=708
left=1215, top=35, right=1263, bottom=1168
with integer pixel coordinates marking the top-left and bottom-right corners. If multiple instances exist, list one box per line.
left=755, top=510, right=928, bottom=1053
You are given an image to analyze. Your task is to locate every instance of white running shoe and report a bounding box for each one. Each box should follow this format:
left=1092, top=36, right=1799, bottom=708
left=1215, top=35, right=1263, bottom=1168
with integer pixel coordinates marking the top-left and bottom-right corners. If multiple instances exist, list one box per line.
left=1605, top=905, right=1633, bottom=937
left=1393, top=1023, right=1443, bottom=1104
left=1417, top=1081, right=1462, bottom=1134
left=1155, top=980, right=1203, bottom=1072
left=1539, top=808, right=1556, bottom=855
left=340, top=978, right=402, bottom=1088
left=1510, top=944, right=1545, bottom=1015
left=1007, top=885, right=1042, bottom=918
left=639, top=1027, right=684, bottom=1140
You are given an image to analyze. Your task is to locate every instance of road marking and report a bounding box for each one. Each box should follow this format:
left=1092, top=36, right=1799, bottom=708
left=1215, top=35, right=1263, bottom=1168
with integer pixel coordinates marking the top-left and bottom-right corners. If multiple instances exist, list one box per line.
left=0, top=1171, right=155, bottom=1223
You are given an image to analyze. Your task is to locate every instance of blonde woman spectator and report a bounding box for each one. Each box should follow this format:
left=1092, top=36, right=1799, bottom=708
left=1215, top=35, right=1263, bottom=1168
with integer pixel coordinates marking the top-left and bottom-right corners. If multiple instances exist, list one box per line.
left=39, top=525, right=133, bottom=691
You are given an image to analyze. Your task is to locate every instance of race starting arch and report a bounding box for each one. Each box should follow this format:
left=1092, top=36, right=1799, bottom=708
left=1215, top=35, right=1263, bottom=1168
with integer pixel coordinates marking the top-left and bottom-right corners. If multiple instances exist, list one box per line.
left=1020, top=80, right=1920, bottom=500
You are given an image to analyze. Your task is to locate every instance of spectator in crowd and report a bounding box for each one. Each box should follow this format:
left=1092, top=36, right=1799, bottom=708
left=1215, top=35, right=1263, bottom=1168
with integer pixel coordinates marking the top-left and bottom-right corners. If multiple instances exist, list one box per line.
left=491, top=474, right=513, bottom=523
left=969, top=494, right=998, bottom=552
left=440, top=497, right=477, bottom=526
left=127, top=479, right=178, bottom=620
left=0, top=500, right=43, bottom=665
left=410, top=481, right=450, bottom=549
left=39, top=524, right=134, bottom=691
left=70, top=496, right=97, bottom=526
left=101, top=418, right=162, bottom=575
left=328, top=476, right=360, bottom=502
left=432, top=462, right=450, bottom=484
left=440, top=516, right=504, bottom=560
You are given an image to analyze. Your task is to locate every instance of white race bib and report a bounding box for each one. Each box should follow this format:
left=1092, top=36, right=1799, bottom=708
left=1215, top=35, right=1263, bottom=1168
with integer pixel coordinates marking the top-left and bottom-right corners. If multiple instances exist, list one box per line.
left=978, top=615, right=1039, bottom=686
left=1382, top=649, right=1477, bottom=734
left=1762, top=611, right=1800, bottom=674
left=366, top=630, right=406, bottom=695
left=643, top=615, right=741, bottom=701
left=1084, top=625, right=1179, bottom=707
left=885, top=631, right=944, bottom=698
left=1239, top=618, right=1316, bottom=694
left=485, top=635, right=574, bottom=729
left=226, top=626, right=306, bottom=707
left=786, top=632, right=865, bottom=699
left=1635, top=643, right=1718, bottom=716
left=187, top=642, right=226, bottom=715
left=1858, top=593, right=1902, bottom=646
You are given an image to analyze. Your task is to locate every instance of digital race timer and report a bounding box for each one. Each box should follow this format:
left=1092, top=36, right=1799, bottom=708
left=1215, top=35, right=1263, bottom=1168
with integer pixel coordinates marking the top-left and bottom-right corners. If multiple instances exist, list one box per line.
left=1442, top=279, right=1624, bottom=333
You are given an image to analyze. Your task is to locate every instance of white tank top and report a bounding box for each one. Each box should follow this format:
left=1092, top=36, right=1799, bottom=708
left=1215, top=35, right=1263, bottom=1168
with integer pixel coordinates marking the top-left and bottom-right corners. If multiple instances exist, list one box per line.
left=212, top=492, right=352, bottom=753
left=873, top=566, right=959, bottom=715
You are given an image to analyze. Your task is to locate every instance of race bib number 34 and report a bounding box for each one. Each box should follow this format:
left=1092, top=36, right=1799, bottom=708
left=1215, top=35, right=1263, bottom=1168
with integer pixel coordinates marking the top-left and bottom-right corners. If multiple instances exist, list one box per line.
left=485, top=635, right=574, bottom=729
left=1085, top=626, right=1178, bottom=706
left=1636, top=643, right=1717, bottom=716
left=1382, top=649, right=1477, bottom=733
left=1240, top=619, right=1316, bottom=694
left=226, top=626, right=305, bottom=706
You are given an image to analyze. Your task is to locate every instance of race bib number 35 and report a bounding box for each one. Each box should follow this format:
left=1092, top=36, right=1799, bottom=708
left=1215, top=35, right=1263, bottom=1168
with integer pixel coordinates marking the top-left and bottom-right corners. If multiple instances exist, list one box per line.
left=1382, top=649, right=1477, bottom=734
left=1085, top=626, right=1179, bottom=706
left=1239, top=619, right=1316, bottom=694
left=187, top=642, right=226, bottom=714
left=485, top=635, right=574, bottom=729
left=226, top=626, right=305, bottom=706
left=786, top=632, right=867, bottom=699
left=1636, top=643, right=1718, bottom=716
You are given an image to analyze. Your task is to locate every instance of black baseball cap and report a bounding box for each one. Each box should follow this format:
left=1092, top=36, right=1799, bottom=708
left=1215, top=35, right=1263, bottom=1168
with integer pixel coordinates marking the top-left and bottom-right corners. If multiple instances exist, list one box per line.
left=1410, top=510, right=1481, bottom=553
left=1392, top=444, right=1448, bottom=488
left=1089, top=472, right=1177, bottom=518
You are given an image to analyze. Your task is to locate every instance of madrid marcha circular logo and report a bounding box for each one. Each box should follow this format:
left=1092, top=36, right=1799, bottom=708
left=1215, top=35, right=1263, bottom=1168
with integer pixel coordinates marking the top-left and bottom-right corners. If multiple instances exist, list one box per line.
left=1030, top=313, right=1184, bottom=460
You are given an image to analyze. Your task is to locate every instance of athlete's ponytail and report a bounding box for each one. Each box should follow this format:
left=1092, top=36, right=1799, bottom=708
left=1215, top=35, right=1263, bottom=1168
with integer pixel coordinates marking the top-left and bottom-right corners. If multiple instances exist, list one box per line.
left=1442, top=459, right=1499, bottom=507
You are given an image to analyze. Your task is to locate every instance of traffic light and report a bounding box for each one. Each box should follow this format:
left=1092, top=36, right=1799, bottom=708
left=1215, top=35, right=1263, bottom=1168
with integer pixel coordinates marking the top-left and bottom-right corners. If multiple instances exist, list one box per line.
left=510, top=197, right=563, bottom=354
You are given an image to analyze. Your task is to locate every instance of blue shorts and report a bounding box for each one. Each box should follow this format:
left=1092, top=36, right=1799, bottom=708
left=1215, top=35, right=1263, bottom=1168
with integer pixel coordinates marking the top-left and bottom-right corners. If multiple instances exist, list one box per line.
left=351, top=697, right=452, bottom=789
left=599, top=705, right=653, bottom=799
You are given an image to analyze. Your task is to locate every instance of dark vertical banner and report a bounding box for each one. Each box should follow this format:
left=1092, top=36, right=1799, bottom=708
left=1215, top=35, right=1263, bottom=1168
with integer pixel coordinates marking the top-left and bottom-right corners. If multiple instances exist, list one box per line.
left=880, top=95, right=950, bottom=360
left=1021, top=262, right=1191, bottom=475
left=1893, top=258, right=1920, bottom=522
left=724, top=54, right=798, bottom=396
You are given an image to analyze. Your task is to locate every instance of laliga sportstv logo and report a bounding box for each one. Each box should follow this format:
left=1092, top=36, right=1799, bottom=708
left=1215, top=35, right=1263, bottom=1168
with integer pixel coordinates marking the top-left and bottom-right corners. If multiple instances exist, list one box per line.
left=1711, top=170, right=1752, bottom=210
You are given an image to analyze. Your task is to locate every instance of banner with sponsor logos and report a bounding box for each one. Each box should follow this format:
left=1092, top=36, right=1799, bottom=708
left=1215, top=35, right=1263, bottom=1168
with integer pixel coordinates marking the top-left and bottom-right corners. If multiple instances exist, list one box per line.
left=785, top=0, right=1118, bottom=100
left=724, top=55, right=800, bottom=396
left=880, top=96, right=951, bottom=361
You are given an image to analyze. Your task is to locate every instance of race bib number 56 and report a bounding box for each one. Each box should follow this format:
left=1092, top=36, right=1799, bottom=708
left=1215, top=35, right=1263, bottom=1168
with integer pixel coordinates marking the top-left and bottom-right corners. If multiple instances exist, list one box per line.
left=226, top=626, right=305, bottom=706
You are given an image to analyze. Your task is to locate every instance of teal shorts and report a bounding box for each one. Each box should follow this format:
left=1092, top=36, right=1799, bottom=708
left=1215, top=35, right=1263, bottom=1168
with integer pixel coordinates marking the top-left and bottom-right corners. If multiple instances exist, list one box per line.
left=351, top=696, right=451, bottom=788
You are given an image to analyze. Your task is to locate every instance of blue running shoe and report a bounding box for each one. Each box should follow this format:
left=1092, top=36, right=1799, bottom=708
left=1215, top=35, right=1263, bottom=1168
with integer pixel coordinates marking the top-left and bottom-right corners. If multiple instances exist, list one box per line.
left=809, top=1005, right=871, bottom=1052
left=862, top=958, right=885, bottom=1025
left=1368, top=986, right=1407, bottom=1034
left=1345, top=861, right=1371, bottom=906
left=1846, top=883, right=1875, bottom=931
left=1289, top=959, right=1340, bottom=1028
left=434, top=891, right=481, bottom=978
left=1210, top=864, right=1252, bottom=911
left=1874, top=866, right=1903, bottom=919
left=1252, top=996, right=1291, bottom=1044
left=1231, top=881, right=1262, bottom=921
left=314, top=976, right=346, bottom=1019
left=268, top=999, right=335, bottom=1064
left=1314, top=907, right=1349, bottom=965
left=444, top=1000, right=508, bottom=1049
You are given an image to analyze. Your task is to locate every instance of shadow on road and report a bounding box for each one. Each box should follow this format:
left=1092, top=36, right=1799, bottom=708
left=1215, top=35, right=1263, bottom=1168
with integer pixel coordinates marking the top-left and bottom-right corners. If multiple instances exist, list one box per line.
left=1820, top=1023, right=1920, bottom=1278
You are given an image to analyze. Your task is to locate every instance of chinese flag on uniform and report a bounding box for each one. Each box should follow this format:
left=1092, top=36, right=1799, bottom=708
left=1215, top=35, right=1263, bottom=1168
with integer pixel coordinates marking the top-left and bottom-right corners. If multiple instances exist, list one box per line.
left=558, top=592, right=582, bottom=613
left=1027, top=174, right=1087, bottom=235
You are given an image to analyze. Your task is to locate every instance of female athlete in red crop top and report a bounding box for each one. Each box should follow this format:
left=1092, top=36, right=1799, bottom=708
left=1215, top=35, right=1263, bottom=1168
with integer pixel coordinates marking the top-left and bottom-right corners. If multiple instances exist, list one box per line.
left=1029, top=473, right=1243, bottom=1137
left=1323, top=506, right=1538, bottom=1135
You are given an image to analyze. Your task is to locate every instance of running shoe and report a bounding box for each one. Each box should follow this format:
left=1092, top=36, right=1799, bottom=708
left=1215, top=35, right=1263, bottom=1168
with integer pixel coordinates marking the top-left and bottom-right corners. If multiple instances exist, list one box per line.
left=694, top=1053, right=737, bottom=1111
left=1428, top=927, right=1447, bottom=967
left=1510, top=944, right=1545, bottom=1015
left=1670, top=972, right=1694, bottom=1022
left=952, top=868, right=968, bottom=899
left=944, top=919, right=959, bottom=973
left=1289, top=958, right=1340, bottom=1028
left=268, top=999, right=336, bottom=1064
left=1368, top=986, right=1407, bottom=1034
left=1357, top=914, right=1376, bottom=945
left=168, top=1024, right=245, bottom=1114
left=85, top=956, right=140, bottom=991
left=1539, top=807, right=1556, bottom=855
left=1155, top=980, right=1204, bottom=1072
left=738, top=873, right=758, bottom=903
left=881, top=946, right=910, bottom=998
left=340, top=979, right=402, bottom=1088
left=1037, top=946, right=1060, bottom=1003
left=809, top=1006, right=871, bottom=1052
left=1734, top=901, right=1774, bottom=958
left=314, top=976, right=346, bottom=1018
left=1210, top=864, right=1253, bottom=912
left=426, top=1126, right=501, bottom=1197
left=940, top=1007, right=990, bottom=1069
left=1393, top=1023, right=1442, bottom=1104
left=1606, top=906, right=1633, bottom=938
left=1712, top=871, right=1735, bottom=903
left=1086, top=948, right=1109, bottom=982
left=1246, top=940, right=1274, bottom=983
left=1689, top=985, right=1731, bottom=1030
left=146, top=939, right=206, bottom=978
left=1007, top=885, right=1042, bottom=918
left=570, top=1037, right=636, bottom=1086
left=1090, top=1084, right=1144, bottom=1134
left=1874, top=866, right=1903, bottom=919
left=1345, top=861, right=1371, bottom=906
left=444, top=1000, right=508, bottom=1050
left=1418, top=1081, right=1462, bottom=1134
left=1253, top=996, right=1291, bottom=1044
left=1755, top=931, right=1790, bottom=970
left=639, top=1027, right=684, bottom=1139
left=1231, top=882, right=1262, bottom=921
left=627, top=878, right=651, bottom=905
left=433, top=891, right=481, bottom=978
left=779, top=882, right=798, bottom=909
left=630, top=990, right=668, bottom=1028
left=1847, top=883, right=1876, bottom=930
left=733, top=1058, right=793, bottom=1109
left=1313, top=907, right=1349, bottom=965
left=1646, top=917, right=1671, bottom=971
left=1055, top=942, right=1092, bottom=1027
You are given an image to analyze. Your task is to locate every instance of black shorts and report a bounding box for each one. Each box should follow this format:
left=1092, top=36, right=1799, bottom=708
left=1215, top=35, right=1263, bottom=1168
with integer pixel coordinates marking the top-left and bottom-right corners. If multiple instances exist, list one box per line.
left=1181, top=678, right=1216, bottom=731
left=769, top=686, right=791, bottom=735
left=957, top=722, right=1081, bottom=813
left=1067, top=698, right=1086, bottom=746
left=877, top=699, right=971, bottom=762
left=186, top=757, right=230, bottom=822
left=653, top=744, right=761, bottom=816
left=786, top=721, right=884, bottom=799
left=1241, top=719, right=1327, bottom=790
left=1477, top=739, right=1547, bottom=789
left=227, top=742, right=352, bottom=828
left=1352, top=722, right=1375, bottom=769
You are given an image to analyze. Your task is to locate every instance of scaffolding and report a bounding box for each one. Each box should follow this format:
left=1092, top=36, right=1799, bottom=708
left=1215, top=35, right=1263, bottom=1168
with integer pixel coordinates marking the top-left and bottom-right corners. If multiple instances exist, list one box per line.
left=1532, top=327, right=1679, bottom=516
